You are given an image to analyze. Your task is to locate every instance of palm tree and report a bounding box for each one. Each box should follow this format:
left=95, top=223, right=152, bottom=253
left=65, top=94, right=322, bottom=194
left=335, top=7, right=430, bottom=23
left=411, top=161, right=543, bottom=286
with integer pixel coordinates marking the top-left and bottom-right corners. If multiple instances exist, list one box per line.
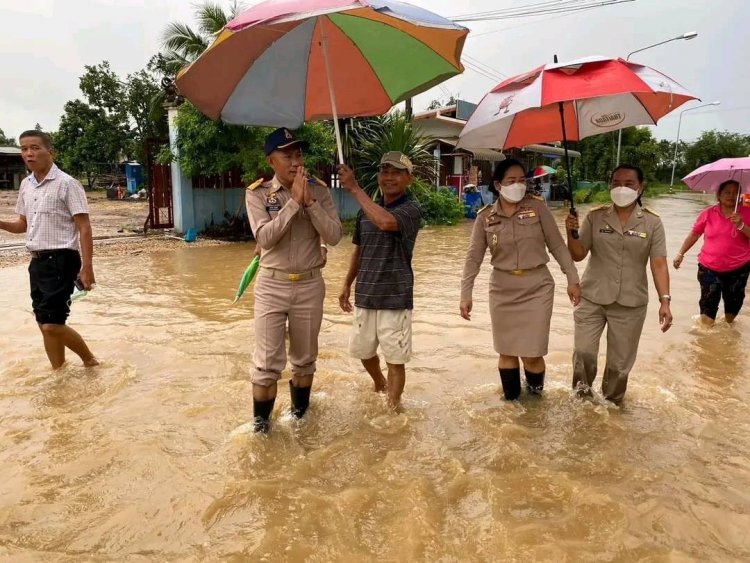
left=344, top=112, right=437, bottom=196
left=151, top=2, right=244, bottom=125
left=160, top=1, right=244, bottom=77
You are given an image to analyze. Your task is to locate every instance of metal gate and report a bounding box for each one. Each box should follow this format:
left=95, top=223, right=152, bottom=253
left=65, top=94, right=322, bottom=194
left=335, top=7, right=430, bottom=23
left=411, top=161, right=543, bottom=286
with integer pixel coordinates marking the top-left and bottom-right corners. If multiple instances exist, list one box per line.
left=144, top=138, right=173, bottom=231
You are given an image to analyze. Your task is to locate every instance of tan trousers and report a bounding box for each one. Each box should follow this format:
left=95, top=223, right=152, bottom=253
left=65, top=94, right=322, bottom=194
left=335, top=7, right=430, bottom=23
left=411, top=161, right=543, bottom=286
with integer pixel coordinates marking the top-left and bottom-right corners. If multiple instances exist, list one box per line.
left=252, top=275, right=325, bottom=386
left=572, top=298, right=648, bottom=403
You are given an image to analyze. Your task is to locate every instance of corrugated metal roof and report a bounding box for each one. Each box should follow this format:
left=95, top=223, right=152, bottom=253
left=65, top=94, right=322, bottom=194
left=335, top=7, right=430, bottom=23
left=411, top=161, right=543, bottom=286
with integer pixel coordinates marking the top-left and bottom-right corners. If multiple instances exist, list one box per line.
left=521, top=144, right=581, bottom=158
left=436, top=138, right=505, bottom=162
left=0, top=147, right=22, bottom=155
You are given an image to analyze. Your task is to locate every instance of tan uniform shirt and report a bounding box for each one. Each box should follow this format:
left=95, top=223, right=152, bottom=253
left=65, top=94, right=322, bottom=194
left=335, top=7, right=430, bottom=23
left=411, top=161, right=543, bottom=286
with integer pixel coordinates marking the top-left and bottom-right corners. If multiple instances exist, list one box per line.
left=461, top=196, right=580, bottom=301
left=578, top=204, right=667, bottom=307
left=246, top=176, right=342, bottom=272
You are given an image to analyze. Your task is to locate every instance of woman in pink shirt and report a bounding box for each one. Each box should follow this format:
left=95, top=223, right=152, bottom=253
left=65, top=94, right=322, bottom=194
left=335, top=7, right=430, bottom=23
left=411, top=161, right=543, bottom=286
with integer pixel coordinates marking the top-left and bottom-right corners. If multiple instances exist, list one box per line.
left=674, top=180, right=750, bottom=325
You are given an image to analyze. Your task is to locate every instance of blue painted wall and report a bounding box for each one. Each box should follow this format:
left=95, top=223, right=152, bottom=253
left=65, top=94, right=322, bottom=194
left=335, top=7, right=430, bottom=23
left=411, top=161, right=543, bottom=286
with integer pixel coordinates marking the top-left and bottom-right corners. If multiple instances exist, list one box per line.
left=193, top=188, right=246, bottom=230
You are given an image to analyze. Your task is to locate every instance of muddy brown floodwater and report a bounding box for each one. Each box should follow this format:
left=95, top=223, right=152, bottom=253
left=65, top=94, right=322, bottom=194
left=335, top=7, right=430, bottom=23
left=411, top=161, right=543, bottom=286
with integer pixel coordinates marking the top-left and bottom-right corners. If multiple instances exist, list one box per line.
left=1, top=193, right=749, bottom=561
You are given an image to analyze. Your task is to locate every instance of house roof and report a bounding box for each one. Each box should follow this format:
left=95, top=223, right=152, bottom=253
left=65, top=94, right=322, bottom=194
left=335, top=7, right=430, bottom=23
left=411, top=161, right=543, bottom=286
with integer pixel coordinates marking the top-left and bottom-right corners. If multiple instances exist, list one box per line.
left=0, top=147, right=22, bottom=156
left=436, top=138, right=505, bottom=162
left=521, top=144, right=581, bottom=158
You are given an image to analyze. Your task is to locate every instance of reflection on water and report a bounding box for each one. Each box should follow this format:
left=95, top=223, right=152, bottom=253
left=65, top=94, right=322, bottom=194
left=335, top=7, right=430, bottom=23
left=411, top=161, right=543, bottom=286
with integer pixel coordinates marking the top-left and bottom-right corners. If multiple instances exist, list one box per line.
left=1, top=194, right=749, bottom=560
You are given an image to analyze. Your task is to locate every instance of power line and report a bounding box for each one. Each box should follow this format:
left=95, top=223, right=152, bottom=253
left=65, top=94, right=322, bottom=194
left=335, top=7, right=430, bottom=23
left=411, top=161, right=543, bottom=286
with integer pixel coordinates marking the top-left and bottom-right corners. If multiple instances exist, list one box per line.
left=451, top=0, right=635, bottom=22
left=462, top=60, right=505, bottom=83
left=462, top=54, right=508, bottom=80
left=467, top=4, right=601, bottom=39
left=451, top=0, right=594, bottom=20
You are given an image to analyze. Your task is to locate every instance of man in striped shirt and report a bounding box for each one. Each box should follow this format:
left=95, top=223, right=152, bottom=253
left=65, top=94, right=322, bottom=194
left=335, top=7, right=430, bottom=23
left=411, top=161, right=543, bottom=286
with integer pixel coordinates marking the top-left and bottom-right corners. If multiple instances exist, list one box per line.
left=0, top=130, right=97, bottom=369
left=337, top=152, right=422, bottom=410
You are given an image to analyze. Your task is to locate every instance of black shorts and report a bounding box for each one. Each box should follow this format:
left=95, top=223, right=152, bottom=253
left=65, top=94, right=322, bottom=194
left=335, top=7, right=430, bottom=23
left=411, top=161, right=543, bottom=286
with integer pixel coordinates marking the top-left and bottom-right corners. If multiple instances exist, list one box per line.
left=697, top=261, right=750, bottom=319
left=28, top=249, right=81, bottom=325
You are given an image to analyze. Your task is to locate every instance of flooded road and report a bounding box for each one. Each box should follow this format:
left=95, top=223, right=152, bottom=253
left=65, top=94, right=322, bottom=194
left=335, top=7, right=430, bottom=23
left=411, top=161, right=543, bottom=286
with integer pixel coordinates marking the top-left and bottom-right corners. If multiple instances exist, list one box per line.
left=1, top=194, right=749, bottom=561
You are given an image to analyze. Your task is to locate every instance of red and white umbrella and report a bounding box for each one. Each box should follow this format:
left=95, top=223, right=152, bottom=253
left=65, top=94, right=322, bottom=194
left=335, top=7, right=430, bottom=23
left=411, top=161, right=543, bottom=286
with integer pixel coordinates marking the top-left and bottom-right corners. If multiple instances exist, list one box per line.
left=457, top=56, right=697, bottom=150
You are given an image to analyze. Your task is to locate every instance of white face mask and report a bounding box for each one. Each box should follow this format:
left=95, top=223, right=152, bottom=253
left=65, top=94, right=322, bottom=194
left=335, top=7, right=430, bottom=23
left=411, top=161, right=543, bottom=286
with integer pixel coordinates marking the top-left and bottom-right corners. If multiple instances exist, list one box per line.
left=500, top=182, right=527, bottom=203
left=610, top=186, right=639, bottom=207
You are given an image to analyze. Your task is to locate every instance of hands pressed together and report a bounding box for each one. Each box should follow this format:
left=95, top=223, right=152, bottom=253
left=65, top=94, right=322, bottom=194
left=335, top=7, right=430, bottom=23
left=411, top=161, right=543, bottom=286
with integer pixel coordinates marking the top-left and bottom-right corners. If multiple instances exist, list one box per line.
left=291, top=166, right=314, bottom=207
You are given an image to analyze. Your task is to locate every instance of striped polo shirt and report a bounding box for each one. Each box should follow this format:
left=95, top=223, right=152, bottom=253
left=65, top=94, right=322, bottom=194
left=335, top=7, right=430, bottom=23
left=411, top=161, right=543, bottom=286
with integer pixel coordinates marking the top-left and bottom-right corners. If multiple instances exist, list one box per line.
left=15, top=164, right=89, bottom=252
left=352, top=194, right=422, bottom=310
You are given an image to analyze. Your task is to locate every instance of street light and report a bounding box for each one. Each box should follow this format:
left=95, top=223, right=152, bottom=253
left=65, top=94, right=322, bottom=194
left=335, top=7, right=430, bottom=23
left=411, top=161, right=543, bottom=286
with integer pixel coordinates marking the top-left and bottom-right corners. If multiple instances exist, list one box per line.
left=670, top=101, right=720, bottom=186
left=615, top=31, right=699, bottom=166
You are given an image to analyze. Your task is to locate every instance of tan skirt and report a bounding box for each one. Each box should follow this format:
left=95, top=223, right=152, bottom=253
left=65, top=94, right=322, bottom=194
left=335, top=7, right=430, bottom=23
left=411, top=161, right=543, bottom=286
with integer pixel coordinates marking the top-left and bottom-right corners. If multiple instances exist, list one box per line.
left=489, top=265, right=554, bottom=357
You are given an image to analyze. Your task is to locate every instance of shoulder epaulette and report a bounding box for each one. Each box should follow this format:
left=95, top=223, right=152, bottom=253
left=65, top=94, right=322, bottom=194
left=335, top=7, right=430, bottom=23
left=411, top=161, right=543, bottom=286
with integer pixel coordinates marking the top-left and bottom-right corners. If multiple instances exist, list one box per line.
left=477, top=204, right=492, bottom=214
left=643, top=206, right=660, bottom=217
left=590, top=204, right=608, bottom=212
left=529, top=194, right=544, bottom=201
left=247, top=178, right=264, bottom=191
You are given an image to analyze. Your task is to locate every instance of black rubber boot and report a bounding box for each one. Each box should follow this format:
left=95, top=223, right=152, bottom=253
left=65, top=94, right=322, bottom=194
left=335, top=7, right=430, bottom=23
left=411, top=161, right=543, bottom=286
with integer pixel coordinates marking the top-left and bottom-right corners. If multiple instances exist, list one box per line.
left=525, top=370, right=545, bottom=395
left=499, top=368, right=521, bottom=400
left=289, top=380, right=311, bottom=419
left=253, top=398, right=275, bottom=433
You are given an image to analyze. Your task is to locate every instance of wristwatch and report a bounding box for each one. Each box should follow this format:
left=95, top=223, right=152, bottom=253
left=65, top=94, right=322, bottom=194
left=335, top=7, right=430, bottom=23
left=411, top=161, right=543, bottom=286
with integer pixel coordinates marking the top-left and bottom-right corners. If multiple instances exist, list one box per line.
left=659, top=294, right=672, bottom=302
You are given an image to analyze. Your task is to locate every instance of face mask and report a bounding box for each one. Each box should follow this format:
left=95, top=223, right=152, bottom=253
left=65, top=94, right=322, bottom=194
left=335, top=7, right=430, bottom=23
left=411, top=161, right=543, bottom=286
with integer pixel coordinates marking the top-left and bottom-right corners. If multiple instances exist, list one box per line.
left=500, top=182, right=527, bottom=203
left=610, top=186, right=639, bottom=207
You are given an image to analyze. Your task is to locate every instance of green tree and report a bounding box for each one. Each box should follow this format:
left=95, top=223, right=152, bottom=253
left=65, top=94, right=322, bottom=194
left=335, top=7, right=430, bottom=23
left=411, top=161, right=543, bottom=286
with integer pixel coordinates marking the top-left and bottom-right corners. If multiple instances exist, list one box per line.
left=683, top=130, right=750, bottom=172
left=54, top=100, right=129, bottom=188
left=578, top=127, right=661, bottom=183
left=0, top=128, right=17, bottom=146
left=172, top=102, right=335, bottom=182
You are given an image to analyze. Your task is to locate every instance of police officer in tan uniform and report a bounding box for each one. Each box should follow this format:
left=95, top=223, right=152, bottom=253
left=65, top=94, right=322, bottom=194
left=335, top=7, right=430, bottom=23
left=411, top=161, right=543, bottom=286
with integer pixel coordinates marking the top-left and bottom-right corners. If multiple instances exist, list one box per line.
left=461, top=159, right=581, bottom=400
left=245, top=128, right=342, bottom=432
left=566, top=164, right=673, bottom=404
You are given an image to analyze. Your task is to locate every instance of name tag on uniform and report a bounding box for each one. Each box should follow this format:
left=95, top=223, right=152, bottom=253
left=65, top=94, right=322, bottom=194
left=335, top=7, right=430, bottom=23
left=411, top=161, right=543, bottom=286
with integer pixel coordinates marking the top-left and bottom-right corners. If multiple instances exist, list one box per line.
left=599, top=226, right=615, bottom=234
left=625, top=229, right=647, bottom=238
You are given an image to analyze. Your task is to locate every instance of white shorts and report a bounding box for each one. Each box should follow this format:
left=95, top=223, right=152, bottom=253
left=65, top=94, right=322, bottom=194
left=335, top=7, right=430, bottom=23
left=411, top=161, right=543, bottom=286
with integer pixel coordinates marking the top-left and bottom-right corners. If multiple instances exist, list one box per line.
left=349, top=308, right=413, bottom=365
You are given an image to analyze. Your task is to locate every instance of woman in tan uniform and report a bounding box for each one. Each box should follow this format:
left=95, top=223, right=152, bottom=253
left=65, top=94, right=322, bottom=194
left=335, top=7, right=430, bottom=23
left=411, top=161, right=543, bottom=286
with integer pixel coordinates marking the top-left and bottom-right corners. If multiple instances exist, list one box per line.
left=460, top=159, right=581, bottom=400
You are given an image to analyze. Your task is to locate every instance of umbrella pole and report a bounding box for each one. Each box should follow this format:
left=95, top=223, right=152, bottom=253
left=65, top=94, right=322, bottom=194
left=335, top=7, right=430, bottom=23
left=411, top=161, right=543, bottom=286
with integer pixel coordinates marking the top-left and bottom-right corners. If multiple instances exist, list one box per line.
left=320, top=17, right=345, bottom=165
left=558, top=100, right=579, bottom=239
left=736, top=185, right=742, bottom=213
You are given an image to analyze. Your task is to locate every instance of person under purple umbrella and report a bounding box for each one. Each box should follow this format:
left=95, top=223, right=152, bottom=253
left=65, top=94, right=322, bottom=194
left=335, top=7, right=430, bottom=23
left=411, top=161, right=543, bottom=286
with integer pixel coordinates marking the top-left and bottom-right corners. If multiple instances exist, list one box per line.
left=674, top=180, right=750, bottom=326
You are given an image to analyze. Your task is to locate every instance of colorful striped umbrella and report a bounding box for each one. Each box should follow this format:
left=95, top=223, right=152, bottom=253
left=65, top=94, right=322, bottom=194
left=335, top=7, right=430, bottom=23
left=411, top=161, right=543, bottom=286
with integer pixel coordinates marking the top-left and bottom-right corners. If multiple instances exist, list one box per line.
left=530, top=165, right=557, bottom=178
left=176, top=0, right=468, bottom=162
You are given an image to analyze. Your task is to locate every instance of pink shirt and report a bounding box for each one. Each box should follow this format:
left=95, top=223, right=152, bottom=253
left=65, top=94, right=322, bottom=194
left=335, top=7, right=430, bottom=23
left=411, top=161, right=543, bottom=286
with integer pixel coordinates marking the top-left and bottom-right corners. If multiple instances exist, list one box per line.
left=692, top=204, right=750, bottom=272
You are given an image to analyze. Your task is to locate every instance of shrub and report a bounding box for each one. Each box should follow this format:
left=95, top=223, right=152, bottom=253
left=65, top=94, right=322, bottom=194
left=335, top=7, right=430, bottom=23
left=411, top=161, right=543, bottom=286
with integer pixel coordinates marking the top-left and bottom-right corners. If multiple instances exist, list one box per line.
left=408, top=179, right=465, bottom=226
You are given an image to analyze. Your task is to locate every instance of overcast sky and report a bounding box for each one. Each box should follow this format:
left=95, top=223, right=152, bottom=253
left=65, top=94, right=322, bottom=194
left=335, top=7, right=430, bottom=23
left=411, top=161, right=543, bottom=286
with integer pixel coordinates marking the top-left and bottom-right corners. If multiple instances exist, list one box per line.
left=1, top=0, right=747, bottom=145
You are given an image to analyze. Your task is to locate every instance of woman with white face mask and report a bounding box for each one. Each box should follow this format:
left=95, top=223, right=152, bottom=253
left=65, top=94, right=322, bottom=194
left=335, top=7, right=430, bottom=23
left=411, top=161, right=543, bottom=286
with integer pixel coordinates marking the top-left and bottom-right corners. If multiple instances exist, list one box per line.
left=460, top=159, right=582, bottom=401
left=565, top=164, right=673, bottom=405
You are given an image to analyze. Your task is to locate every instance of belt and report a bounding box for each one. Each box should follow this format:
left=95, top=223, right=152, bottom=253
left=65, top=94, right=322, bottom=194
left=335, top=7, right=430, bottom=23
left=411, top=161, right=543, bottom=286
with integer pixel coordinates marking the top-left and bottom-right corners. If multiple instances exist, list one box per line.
left=259, top=267, right=321, bottom=282
left=497, top=264, right=544, bottom=276
left=29, top=249, right=77, bottom=260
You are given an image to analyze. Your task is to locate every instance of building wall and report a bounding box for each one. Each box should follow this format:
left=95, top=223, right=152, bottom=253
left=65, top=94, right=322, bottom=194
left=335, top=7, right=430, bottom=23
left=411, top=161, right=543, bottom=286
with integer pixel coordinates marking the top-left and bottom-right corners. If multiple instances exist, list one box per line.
left=193, top=188, right=246, bottom=230
left=189, top=186, right=361, bottom=234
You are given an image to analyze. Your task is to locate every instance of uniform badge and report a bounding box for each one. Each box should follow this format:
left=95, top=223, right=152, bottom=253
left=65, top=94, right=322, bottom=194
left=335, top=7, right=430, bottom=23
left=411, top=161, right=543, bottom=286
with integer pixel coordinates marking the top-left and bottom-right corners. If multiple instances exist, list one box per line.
left=599, top=226, right=615, bottom=234
left=492, top=233, right=498, bottom=247
left=625, top=230, right=647, bottom=238
left=518, top=209, right=537, bottom=220
left=266, top=193, right=281, bottom=212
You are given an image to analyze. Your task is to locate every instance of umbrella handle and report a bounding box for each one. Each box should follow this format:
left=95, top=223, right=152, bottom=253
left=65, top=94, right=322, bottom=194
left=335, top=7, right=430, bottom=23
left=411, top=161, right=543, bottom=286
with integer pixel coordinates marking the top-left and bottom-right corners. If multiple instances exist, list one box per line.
left=557, top=97, right=579, bottom=239
left=320, top=17, right=345, bottom=165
